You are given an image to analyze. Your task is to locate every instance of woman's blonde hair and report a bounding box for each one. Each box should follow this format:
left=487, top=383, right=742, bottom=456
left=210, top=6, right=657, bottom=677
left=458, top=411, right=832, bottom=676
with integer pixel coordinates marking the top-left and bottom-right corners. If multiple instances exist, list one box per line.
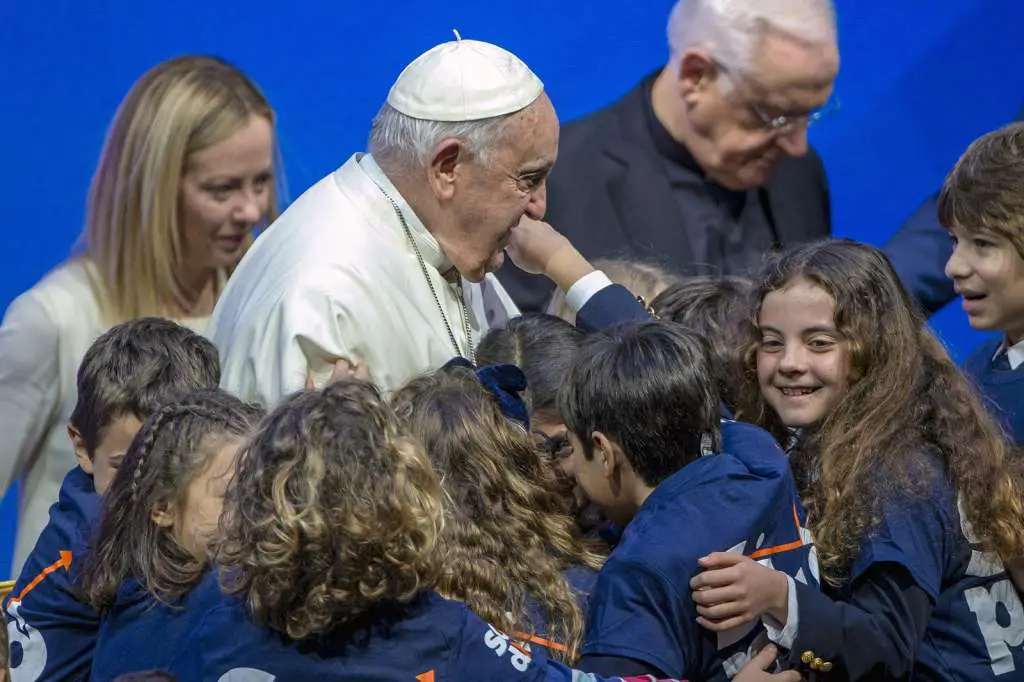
left=81, top=55, right=281, bottom=322
left=392, top=366, right=604, bottom=663
left=215, top=380, right=443, bottom=641
left=547, top=257, right=680, bottom=322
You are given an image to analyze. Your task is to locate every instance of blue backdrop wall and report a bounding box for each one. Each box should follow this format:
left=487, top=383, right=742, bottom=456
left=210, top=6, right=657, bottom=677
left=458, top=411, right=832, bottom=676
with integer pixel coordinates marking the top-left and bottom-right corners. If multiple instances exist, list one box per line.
left=1, top=1, right=1021, bottom=576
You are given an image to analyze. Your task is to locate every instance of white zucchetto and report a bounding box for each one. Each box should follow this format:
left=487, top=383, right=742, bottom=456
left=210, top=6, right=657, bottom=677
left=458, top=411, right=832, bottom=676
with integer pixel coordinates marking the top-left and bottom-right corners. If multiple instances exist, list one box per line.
left=387, top=33, right=544, bottom=122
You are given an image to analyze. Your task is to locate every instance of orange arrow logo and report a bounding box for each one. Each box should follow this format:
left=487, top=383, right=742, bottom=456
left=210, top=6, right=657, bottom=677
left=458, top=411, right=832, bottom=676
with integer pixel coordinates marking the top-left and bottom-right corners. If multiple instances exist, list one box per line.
left=416, top=672, right=435, bottom=682
left=8, top=551, right=72, bottom=605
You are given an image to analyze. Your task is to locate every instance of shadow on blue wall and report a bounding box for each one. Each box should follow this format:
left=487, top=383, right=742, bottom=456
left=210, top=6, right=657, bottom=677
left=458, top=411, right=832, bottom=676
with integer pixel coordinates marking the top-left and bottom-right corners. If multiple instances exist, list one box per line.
left=1, top=1, right=1021, bottom=577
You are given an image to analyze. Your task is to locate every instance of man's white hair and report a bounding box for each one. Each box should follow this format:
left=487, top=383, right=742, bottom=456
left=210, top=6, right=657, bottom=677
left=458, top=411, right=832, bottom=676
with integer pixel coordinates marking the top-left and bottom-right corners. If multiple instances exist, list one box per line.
left=667, top=0, right=837, bottom=76
left=367, top=103, right=513, bottom=176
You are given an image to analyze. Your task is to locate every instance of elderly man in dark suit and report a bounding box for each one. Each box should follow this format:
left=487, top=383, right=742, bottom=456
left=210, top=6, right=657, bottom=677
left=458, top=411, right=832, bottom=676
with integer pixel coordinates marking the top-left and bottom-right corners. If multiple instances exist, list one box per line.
left=498, top=0, right=840, bottom=312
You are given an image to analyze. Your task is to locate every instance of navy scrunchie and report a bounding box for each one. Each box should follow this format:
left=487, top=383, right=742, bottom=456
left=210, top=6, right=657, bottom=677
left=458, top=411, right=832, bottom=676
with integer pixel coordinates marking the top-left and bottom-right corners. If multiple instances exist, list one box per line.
left=443, top=357, right=530, bottom=431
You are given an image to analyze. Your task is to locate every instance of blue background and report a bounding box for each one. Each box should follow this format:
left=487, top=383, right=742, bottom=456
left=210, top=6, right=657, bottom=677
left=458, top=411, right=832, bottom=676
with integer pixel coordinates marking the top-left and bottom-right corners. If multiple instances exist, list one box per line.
left=1, top=1, right=1021, bottom=576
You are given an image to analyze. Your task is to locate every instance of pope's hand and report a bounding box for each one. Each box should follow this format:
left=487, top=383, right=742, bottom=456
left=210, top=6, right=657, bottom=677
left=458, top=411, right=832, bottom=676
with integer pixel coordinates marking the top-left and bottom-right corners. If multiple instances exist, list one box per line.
left=505, top=217, right=573, bottom=276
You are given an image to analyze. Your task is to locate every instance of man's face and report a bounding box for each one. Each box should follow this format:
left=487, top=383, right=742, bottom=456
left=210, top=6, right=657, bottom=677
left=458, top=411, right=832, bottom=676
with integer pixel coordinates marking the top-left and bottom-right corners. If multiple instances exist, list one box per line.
left=683, top=30, right=839, bottom=191
left=445, top=95, right=559, bottom=282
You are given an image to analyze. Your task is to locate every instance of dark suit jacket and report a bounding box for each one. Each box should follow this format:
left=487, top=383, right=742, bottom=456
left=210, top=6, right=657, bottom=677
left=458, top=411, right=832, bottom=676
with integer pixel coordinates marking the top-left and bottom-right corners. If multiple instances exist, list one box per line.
left=882, top=194, right=955, bottom=315
left=498, top=74, right=833, bottom=312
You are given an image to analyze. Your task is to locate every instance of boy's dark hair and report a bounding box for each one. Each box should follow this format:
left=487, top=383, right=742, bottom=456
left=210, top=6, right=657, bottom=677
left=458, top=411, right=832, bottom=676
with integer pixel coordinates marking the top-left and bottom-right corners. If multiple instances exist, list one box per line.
left=651, top=275, right=753, bottom=412
left=559, top=320, right=721, bottom=487
left=476, top=313, right=585, bottom=423
left=938, top=121, right=1024, bottom=258
left=70, top=317, right=220, bottom=456
left=112, top=672, right=178, bottom=682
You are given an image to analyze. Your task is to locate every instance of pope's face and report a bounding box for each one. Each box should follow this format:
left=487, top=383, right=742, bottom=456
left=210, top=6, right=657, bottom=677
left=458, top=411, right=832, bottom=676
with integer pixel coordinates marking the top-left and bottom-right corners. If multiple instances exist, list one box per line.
left=451, top=95, right=559, bottom=282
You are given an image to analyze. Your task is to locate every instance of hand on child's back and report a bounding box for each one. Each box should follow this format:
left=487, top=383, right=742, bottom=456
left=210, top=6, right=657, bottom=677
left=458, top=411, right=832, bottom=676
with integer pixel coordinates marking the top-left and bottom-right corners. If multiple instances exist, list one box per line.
left=689, top=553, right=790, bottom=632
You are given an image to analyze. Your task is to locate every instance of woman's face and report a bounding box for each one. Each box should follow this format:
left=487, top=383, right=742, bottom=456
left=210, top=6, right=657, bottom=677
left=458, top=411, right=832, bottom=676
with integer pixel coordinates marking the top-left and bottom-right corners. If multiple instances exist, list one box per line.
left=178, top=114, right=274, bottom=272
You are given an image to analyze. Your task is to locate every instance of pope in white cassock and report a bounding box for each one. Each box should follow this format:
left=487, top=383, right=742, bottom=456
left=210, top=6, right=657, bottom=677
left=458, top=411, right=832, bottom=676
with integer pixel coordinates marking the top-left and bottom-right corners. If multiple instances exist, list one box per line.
left=209, top=36, right=559, bottom=404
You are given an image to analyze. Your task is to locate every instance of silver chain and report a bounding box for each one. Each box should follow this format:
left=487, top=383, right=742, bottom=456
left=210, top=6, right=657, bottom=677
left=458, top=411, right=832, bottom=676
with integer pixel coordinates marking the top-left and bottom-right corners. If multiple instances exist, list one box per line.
left=376, top=187, right=474, bottom=360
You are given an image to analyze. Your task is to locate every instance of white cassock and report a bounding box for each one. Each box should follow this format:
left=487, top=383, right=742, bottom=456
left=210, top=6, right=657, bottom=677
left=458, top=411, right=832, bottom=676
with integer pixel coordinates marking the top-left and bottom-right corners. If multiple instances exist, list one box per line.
left=208, top=153, right=520, bottom=405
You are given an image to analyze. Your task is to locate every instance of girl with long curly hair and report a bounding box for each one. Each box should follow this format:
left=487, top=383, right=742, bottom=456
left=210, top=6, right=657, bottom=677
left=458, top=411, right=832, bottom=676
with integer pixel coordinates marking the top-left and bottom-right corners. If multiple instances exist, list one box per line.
left=80, top=388, right=263, bottom=680
left=392, top=363, right=605, bottom=663
left=159, top=380, right=729, bottom=682
left=690, top=239, right=1024, bottom=681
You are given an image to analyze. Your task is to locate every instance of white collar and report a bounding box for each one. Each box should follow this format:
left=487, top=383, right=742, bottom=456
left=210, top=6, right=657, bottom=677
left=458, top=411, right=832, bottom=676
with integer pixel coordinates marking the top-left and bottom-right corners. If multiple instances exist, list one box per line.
left=358, top=154, right=454, bottom=274
left=994, top=336, right=1024, bottom=370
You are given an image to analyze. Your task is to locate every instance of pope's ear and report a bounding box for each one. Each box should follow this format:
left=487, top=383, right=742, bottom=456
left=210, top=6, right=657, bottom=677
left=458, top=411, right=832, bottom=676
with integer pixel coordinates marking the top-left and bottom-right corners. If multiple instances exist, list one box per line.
left=427, top=138, right=466, bottom=200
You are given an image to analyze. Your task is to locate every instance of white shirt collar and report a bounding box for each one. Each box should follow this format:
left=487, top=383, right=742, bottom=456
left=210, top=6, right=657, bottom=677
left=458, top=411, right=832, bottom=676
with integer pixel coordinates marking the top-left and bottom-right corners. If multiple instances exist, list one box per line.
left=994, top=337, right=1024, bottom=370
left=358, top=154, right=454, bottom=274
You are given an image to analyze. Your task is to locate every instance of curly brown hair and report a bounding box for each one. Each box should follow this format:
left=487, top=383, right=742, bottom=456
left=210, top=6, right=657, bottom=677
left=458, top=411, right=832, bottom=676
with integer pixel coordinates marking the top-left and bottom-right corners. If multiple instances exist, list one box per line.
left=392, top=366, right=604, bottom=663
left=214, top=380, right=443, bottom=641
left=735, top=239, right=1024, bottom=585
left=80, top=389, right=263, bottom=611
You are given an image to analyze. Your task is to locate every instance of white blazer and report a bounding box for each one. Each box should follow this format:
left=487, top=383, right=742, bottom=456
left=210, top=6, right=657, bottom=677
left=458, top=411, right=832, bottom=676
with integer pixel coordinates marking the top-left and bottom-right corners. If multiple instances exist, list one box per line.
left=0, top=259, right=208, bottom=575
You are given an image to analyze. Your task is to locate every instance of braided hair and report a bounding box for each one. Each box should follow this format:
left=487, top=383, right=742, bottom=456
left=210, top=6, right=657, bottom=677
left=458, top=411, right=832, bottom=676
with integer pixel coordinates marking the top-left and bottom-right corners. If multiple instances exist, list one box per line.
left=80, top=388, right=263, bottom=611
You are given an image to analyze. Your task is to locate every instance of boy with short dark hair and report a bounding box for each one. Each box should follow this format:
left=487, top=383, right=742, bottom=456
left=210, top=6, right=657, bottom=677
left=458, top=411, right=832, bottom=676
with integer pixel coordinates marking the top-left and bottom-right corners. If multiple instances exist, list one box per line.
left=561, top=321, right=816, bottom=680
left=942, top=121, right=1024, bottom=443
left=4, top=317, right=220, bottom=681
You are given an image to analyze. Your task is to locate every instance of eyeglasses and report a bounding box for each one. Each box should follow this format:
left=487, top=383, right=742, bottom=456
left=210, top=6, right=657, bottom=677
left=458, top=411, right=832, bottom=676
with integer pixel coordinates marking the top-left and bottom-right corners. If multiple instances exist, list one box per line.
left=748, top=96, right=841, bottom=134
left=713, top=59, right=840, bottom=135
left=533, top=430, right=573, bottom=461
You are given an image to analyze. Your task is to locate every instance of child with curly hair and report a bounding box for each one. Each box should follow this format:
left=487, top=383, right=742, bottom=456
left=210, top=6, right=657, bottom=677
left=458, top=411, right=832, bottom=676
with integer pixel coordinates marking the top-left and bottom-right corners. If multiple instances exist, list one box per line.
left=393, top=363, right=604, bottom=662
left=695, top=240, right=1024, bottom=680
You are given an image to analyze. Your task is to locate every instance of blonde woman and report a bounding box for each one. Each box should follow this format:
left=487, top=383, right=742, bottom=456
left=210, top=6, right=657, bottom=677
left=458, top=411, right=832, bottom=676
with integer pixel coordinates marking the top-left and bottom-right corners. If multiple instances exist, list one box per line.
left=0, top=55, right=281, bottom=573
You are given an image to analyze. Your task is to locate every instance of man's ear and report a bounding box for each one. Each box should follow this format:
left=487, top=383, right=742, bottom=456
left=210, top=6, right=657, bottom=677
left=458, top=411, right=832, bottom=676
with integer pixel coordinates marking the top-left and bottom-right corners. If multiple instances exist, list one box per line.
left=150, top=501, right=176, bottom=529
left=677, top=49, right=716, bottom=97
left=68, top=424, right=94, bottom=475
left=427, top=138, right=466, bottom=201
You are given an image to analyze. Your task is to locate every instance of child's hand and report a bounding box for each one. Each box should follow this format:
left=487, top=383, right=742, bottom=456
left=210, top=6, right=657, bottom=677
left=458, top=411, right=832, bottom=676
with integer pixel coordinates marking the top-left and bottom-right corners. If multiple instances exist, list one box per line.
left=506, top=217, right=594, bottom=291
left=734, top=645, right=801, bottom=682
left=689, top=553, right=789, bottom=632
left=305, top=358, right=374, bottom=390
left=505, top=217, right=572, bottom=275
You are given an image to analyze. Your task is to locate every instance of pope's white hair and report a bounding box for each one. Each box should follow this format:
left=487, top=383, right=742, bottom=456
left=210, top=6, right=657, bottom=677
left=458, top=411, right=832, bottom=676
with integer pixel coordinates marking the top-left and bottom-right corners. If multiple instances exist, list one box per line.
left=368, top=103, right=513, bottom=176
left=667, top=0, right=837, bottom=77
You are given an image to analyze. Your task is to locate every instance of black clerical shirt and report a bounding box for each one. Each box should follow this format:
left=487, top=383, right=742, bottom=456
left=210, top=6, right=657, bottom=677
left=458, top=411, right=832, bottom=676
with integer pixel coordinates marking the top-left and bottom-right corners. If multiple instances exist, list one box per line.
left=641, top=76, right=776, bottom=276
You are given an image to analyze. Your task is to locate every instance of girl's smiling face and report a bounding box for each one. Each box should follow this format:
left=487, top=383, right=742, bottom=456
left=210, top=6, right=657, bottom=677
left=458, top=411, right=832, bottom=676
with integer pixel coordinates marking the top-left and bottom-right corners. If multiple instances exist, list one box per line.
left=756, top=278, right=850, bottom=428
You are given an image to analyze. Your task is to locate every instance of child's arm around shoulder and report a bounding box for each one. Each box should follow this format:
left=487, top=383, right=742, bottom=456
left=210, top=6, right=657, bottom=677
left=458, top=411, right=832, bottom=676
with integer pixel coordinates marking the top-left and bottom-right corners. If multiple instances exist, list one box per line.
left=691, top=530, right=937, bottom=680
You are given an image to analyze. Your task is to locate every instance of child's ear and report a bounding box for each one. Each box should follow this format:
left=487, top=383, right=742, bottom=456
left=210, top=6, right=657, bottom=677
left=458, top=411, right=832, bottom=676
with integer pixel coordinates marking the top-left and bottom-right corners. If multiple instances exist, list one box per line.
left=150, top=501, right=176, bottom=529
left=591, top=431, right=621, bottom=479
left=68, top=424, right=94, bottom=475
